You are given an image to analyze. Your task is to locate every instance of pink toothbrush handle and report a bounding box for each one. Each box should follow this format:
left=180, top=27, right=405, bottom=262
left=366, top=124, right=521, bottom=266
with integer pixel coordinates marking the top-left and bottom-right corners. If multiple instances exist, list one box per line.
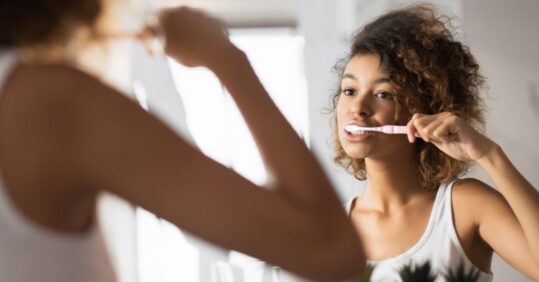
left=382, top=125, right=408, bottom=134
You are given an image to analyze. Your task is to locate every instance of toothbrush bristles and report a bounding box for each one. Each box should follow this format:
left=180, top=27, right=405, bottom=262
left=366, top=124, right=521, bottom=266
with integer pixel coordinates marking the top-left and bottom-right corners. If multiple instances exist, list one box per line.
left=344, top=125, right=407, bottom=134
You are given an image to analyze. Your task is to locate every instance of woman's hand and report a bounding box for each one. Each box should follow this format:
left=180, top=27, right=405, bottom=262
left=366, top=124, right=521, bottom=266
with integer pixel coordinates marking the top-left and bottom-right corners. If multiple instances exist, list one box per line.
left=406, top=112, right=497, bottom=162
left=154, top=6, right=239, bottom=68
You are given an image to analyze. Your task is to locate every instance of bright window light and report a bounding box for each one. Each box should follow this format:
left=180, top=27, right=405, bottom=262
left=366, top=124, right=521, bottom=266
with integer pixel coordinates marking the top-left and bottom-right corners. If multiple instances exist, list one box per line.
left=136, top=29, right=308, bottom=282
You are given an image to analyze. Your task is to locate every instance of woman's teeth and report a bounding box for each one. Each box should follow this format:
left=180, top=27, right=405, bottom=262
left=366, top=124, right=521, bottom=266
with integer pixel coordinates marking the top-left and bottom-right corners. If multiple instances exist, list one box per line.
left=346, top=129, right=370, bottom=135
left=344, top=125, right=374, bottom=135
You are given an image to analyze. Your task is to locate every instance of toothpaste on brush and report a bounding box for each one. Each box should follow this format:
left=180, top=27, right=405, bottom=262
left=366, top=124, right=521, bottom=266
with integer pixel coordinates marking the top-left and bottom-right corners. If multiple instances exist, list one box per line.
left=344, top=125, right=408, bottom=134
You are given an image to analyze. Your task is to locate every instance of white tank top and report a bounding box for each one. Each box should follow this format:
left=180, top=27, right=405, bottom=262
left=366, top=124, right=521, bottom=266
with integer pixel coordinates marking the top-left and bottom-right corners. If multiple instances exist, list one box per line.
left=345, top=179, right=493, bottom=282
left=0, top=49, right=117, bottom=282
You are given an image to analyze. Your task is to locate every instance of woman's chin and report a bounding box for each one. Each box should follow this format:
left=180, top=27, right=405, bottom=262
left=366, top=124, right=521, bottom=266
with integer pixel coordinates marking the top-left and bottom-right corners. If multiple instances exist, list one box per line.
left=343, top=148, right=369, bottom=160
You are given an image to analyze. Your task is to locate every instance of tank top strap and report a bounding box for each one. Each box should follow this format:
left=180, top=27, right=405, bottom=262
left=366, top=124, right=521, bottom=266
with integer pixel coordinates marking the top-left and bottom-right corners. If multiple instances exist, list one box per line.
left=441, top=178, right=461, bottom=223
left=343, top=197, right=356, bottom=215
left=432, top=179, right=459, bottom=221
left=0, top=49, right=19, bottom=92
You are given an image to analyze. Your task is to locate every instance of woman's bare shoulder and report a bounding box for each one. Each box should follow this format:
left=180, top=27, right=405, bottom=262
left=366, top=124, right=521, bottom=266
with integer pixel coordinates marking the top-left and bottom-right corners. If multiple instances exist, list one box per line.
left=5, top=63, right=134, bottom=124
left=452, top=178, right=507, bottom=218
left=453, top=178, right=503, bottom=201
left=1, top=63, right=136, bottom=168
left=16, top=63, right=99, bottom=85
left=3, top=64, right=104, bottom=115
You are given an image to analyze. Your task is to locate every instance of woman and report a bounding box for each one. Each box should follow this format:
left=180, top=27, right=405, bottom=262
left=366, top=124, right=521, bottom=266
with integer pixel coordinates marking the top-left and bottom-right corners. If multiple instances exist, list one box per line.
left=0, top=1, right=365, bottom=281
left=333, top=5, right=539, bottom=281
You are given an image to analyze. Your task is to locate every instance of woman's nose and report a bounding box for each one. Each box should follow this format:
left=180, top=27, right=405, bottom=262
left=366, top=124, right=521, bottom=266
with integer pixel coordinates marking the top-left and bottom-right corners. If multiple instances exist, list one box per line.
left=349, top=94, right=372, bottom=117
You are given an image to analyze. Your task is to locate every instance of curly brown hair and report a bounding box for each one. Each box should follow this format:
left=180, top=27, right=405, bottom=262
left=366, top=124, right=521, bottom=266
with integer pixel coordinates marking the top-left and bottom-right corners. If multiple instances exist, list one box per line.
left=0, top=0, right=103, bottom=48
left=331, top=5, right=486, bottom=190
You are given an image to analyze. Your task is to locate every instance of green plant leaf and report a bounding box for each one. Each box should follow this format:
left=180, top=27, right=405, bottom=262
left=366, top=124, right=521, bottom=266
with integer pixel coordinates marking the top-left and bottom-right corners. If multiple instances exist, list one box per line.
left=444, top=261, right=480, bottom=282
left=399, top=260, right=436, bottom=282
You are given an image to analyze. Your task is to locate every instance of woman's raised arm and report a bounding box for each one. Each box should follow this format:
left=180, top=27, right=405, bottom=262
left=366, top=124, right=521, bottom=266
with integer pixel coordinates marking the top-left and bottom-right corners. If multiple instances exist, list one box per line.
left=69, top=7, right=365, bottom=281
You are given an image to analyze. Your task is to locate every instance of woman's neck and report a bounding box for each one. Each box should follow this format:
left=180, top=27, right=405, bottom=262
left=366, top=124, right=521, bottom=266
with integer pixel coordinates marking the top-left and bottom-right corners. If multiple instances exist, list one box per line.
left=361, top=149, right=431, bottom=213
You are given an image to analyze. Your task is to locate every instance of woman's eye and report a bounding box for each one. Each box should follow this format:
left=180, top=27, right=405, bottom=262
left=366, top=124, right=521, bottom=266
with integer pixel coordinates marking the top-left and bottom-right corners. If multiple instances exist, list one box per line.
left=341, top=89, right=355, bottom=96
left=375, top=91, right=394, bottom=100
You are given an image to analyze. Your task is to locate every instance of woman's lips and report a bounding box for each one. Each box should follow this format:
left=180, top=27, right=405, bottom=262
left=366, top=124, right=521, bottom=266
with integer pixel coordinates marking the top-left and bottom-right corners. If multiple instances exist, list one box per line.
left=343, top=129, right=375, bottom=142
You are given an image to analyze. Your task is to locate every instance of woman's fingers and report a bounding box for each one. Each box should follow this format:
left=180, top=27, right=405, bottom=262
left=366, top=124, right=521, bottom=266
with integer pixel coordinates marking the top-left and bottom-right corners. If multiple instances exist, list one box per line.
left=419, top=118, right=445, bottom=142
left=206, top=15, right=229, bottom=36
left=406, top=113, right=420, bottom=143
left=156, top=6, right=234, bottom=67
left=434, top=117, right=461, bottom=140
left=407, top=113, right=435, bottom=143
left=407, top=112, right=460, bottom=143
left=138, top=20, right=164, bottom=56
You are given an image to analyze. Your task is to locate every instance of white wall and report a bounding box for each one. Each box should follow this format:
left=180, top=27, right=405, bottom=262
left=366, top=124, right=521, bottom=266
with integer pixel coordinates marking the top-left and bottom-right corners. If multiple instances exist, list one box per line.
left=465, top=50, right=539, bottom=282
left=297, top=0, right=365, bottom=201
left=464, top=1, right=539, bottom=281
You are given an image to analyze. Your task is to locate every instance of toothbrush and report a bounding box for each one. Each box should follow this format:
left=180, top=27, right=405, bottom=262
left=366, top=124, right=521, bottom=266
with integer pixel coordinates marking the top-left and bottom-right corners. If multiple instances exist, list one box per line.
left=345, top=124, right=408, bottom=134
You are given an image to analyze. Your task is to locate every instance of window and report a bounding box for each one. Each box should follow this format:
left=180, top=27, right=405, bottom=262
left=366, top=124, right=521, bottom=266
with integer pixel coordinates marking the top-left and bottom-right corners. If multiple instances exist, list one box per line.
left=136, top=29, right=308, bottom=282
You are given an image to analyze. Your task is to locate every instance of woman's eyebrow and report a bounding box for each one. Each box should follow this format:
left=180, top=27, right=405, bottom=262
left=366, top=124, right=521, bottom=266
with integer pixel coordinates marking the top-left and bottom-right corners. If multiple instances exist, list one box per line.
left=342, top=73, right=391, bottom=84
left=342, top=73, right=357, bottom=81
left=373, top=77, right=391, bottom=84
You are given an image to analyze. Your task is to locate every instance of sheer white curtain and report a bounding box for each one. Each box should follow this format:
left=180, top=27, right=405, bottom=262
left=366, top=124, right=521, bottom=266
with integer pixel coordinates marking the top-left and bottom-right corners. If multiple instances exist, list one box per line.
left=134, top=29, right=309, bottom=282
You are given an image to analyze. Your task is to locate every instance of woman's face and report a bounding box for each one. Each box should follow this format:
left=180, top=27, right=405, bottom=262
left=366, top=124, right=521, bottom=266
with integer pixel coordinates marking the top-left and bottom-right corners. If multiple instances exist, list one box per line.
left=336, top=54, right=411, bottom=160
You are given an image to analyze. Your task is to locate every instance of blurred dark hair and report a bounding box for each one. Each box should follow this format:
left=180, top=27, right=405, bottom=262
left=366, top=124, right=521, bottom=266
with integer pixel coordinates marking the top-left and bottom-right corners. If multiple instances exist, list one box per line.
left=0, top=0, right=102, bottom=47
left=330, top=4, right=486, bottom=190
